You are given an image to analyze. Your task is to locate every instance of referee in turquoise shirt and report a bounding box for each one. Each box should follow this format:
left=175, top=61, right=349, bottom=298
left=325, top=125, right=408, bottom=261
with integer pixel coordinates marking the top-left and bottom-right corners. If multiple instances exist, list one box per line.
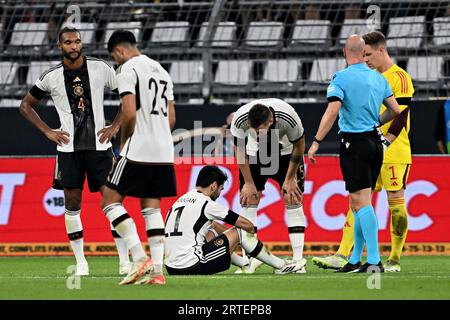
left=307, top=35, right=401, bottom=273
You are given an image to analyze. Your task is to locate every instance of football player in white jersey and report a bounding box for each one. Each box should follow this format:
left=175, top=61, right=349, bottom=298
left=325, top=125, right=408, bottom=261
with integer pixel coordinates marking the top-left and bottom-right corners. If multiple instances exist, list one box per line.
left=230, top=99, right=307, bottom=273
left=19, top=27, right=130, bottom=276
left=100, top=30, right=176, bottom=285
left=164, top=165, right=306, bottom=275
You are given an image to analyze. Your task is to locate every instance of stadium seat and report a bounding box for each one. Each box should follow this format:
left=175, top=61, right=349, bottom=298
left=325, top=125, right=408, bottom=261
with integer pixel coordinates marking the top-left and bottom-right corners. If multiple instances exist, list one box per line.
left=196, top=22, right=237, bottom=48
left=8, top=23, right=49, bottom=56
left=149, top=21, right=190, bottom=46
left=244, top=21, right=284, bottom=47
left=407, top=56, right=444, bottom=84
left=0, top=62, right=19, bottom=86
left=254, top=59, right=300, bottom=92
left=169, top=60, right=204, bottom=95
left=433, top=17, right=450, bottom=46
left=102, top=21, right=142, bottom=48
left=338, top=19, right=368, bottom=45
left=214, top=60, right=253, bottom=95
left=26, top=61, right=61, bottom=86
left=387, top=16, right=425, bottom=49
left=290, top=19, right=331, bottom=48
left=10, top=22, right=48, bottom=47
left=308, top=58, right=346, bottom=84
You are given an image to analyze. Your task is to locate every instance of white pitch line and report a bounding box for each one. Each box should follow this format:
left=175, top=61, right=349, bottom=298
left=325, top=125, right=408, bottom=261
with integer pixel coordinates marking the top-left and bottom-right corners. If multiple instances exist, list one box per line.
left=0, top=275, right=449, bottom=280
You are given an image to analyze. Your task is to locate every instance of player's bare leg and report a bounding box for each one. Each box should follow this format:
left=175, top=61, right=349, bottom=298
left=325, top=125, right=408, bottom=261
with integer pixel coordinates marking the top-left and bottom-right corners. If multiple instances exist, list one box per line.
left=207, top=222, right=252, bottom=269
left=225, top=228, right=306, bottom=274
left=64, top=188, right=89, bottom=276
left=101, top=187, right=155, bottom=285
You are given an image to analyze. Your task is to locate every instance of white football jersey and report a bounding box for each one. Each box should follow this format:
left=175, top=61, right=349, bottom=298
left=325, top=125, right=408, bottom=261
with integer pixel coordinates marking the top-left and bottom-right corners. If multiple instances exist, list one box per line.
left=164, top=189, right=239, bottom=269
left=32, top=56, right=117, bottom=152
left=116, top=55, right=174, bottom=163
left=230, top=98, right=305, bottom=156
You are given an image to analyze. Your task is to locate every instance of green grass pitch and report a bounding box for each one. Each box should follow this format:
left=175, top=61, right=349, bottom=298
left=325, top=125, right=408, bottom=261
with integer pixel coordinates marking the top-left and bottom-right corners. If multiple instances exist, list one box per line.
left=0, top=256, right=449, bottom=300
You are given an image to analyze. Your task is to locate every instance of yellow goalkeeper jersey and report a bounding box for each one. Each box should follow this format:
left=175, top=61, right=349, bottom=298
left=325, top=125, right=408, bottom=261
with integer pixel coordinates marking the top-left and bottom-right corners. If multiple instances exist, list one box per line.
left=380, top=64, right=414, bottom=164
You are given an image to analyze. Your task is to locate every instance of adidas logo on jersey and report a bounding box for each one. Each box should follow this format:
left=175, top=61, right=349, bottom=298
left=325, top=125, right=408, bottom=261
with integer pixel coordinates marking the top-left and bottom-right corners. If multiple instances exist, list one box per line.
left=391, top=181, right=399, bottom=186
left=73, top=77, right=81, bottom=82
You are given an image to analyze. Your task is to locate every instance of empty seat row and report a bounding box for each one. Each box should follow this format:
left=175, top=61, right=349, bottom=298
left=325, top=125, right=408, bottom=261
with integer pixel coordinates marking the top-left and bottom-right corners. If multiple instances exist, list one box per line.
left=4, top=16, right=450, bottom=50
left=0, top=57, right=446, bottom=89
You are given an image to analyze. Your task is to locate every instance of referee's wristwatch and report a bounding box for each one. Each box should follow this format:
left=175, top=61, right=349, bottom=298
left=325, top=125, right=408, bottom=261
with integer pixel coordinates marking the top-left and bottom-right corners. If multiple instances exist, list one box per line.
left=313, top=136, right=322, bottom=144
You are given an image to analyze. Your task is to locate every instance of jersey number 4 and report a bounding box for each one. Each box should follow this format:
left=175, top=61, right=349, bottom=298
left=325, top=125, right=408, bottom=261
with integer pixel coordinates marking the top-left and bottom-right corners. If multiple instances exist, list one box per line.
left=148, top=78, right=168, bottom=117
left=165, top=206, right=185, bottom=237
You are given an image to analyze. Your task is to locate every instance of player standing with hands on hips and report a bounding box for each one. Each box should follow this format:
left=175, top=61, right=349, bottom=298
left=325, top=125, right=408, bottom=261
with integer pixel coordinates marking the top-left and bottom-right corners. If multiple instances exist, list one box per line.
left=307, top=35, right=401, bottom=273
left=19, top=27, right=130, bottom=276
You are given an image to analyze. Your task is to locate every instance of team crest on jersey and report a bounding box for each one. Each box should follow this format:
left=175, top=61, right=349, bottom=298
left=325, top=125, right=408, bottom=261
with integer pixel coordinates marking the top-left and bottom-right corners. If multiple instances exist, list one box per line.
left=214, top=238, right=224, bottom=247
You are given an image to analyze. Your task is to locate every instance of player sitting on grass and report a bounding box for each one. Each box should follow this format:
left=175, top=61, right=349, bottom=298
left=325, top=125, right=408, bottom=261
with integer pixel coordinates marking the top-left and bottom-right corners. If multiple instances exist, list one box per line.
left=163, top=165, right=306, bottom=276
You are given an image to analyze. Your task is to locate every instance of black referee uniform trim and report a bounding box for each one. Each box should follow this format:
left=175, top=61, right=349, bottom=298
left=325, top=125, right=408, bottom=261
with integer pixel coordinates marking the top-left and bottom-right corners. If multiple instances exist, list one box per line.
left=223, top=210, right=239, bottom=225
left=248, top=240, right=264, bottom=258
left=67, top=230, right=83, bottom=241
left=111, top=213, right=131, bottom=227
left=146, top=228, right=165, bottom=237
left=327, top=96, right=343, bottom=103
left=395, top=97, right=411, bottom=106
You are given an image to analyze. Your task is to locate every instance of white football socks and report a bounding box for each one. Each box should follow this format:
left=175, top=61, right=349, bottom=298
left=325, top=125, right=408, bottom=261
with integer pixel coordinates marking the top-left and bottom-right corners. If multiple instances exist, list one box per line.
left=65, top=209, right=87, bottom=265
left=142, top=208, right=165, bottom=273
left=103, top=203, right=147, bottom=262
left=286, top=205, right=306, bottom=262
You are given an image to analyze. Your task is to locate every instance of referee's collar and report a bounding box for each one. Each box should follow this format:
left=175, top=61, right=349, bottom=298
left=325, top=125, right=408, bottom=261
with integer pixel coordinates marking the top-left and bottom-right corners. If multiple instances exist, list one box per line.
left=348, top=62, right=368, bottom=70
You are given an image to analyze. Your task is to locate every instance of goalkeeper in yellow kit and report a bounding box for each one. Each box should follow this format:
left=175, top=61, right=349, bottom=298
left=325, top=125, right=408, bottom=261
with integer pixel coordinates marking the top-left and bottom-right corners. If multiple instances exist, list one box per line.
left=313, top=31, right=414, bottom=272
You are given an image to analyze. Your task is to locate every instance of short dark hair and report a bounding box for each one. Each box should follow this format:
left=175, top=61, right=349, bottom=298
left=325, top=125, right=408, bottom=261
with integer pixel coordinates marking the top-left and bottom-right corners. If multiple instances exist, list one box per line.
left=248, top=104, right=271, bottom=129
left=58, top=26, right=81, bottom=42
left=107, top=29, right=137, bottom=53
left=363, top=31, right=386, bottom=47
left=195, top=166, right=228, bottom=188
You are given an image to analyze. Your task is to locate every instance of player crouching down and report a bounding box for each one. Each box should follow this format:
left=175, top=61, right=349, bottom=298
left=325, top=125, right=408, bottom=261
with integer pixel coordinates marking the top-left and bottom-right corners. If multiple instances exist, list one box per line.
left=164, top=165, right=306, bottom=275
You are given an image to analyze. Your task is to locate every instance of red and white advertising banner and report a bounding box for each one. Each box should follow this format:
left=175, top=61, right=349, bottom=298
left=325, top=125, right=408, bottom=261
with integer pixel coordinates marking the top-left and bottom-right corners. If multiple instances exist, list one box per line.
left=0, top=156, right=449, bottom=255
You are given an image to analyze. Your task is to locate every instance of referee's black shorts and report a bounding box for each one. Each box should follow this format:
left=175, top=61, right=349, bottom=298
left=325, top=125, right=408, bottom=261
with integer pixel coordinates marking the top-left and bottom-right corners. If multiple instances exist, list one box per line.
left=339, top=131, right=383, bottom=193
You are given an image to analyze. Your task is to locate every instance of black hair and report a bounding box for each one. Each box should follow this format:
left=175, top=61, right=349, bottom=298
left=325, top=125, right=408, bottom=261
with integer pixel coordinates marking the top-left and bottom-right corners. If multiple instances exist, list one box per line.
left=195, top=166, right=228, bottom=188
left=58, top=26, right=81, bottom=42
left=107, top=29, right=137, bottom=53
left=363, top=31, right=386, bottom=47
left=248, top=104, right=271, bottom=129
